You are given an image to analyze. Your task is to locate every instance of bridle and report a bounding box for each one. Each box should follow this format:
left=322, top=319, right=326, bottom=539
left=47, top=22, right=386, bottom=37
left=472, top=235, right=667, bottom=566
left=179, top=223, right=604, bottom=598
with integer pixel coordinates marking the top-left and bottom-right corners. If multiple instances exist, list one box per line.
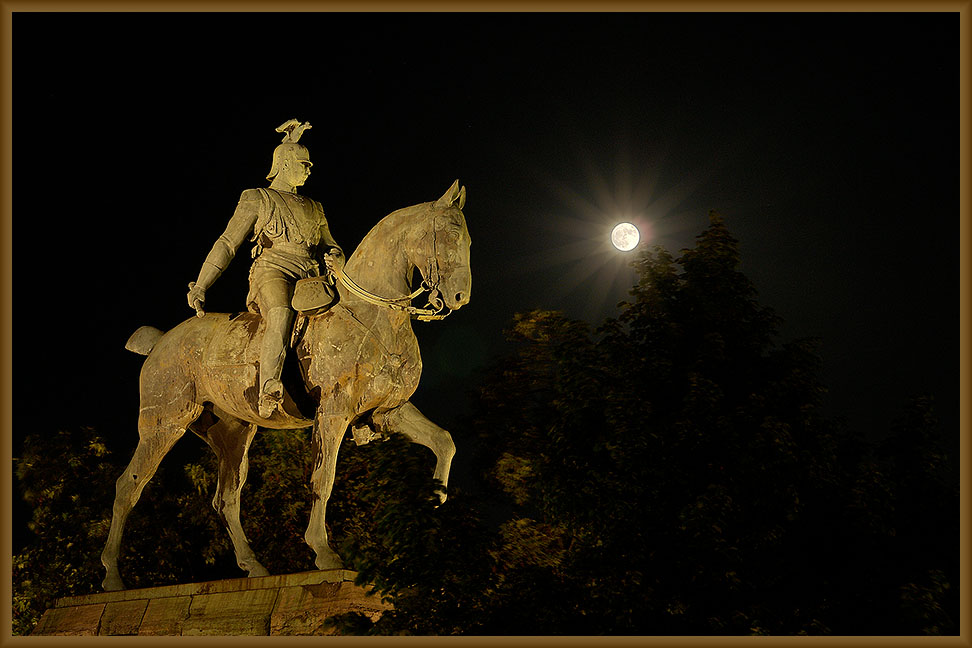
left=334, top=205, right=451, bottom=322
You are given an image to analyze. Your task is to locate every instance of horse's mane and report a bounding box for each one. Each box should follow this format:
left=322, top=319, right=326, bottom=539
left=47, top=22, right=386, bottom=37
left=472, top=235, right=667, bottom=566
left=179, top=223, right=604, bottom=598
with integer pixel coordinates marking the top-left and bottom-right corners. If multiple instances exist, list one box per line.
left=345, top=201, right=431, bottom=269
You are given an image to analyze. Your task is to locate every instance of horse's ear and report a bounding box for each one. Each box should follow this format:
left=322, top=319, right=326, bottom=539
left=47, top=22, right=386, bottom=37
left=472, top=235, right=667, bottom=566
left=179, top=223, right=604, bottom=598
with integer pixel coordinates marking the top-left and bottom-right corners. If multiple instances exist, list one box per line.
left=458, top=185, right=466, bottom=210
left=437, top=179, right=461, bottom=207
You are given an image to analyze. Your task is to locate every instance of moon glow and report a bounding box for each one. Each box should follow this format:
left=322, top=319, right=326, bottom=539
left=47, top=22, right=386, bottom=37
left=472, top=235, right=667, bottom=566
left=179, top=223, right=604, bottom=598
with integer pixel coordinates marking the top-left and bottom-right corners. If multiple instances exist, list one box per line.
left=611, top=222, right=640, bottom=251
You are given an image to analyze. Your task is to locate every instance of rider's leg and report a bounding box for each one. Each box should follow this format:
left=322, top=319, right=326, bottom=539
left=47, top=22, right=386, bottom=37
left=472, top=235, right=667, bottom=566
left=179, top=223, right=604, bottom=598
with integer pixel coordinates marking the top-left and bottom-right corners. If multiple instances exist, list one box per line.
left=259, top=306, right=294, bottom=410
left=253, top=272, right=296, bottom=417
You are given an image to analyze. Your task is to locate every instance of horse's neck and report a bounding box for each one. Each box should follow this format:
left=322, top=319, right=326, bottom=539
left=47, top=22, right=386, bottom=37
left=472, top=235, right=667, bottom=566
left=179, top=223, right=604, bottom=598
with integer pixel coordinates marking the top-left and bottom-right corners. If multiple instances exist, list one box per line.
left=301, top=204, right=426, bottom=367
left=343, top=206, right=418, bottom=299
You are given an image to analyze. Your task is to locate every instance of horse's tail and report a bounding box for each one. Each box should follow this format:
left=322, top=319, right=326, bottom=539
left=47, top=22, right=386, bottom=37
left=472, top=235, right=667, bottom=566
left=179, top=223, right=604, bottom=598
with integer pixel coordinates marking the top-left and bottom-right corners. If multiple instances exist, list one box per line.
left=125, top=326, right=165, bottom=356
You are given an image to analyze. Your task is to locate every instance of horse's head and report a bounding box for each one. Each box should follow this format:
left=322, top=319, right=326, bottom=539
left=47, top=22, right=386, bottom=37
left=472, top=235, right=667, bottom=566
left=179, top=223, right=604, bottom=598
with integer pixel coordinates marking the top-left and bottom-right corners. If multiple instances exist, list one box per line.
left=407, top=180, right=472, bottom=315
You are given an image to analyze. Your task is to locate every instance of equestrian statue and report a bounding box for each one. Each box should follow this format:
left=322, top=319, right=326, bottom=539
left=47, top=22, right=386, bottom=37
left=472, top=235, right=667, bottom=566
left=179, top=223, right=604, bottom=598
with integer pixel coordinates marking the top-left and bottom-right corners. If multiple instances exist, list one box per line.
left=100, top=120, right=472, bottom=591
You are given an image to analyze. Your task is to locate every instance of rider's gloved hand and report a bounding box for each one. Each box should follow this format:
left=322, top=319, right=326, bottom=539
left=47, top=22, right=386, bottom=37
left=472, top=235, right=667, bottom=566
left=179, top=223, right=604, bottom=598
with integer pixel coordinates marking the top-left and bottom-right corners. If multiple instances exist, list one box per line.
left=187, top=282, right=207, bottom=317
left=323, top=249, right=345, bottom=274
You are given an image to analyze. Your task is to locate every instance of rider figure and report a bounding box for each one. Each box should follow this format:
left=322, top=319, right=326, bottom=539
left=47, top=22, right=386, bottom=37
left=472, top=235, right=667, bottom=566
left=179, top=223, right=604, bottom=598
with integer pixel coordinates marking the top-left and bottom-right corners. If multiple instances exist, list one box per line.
left=187, top=119, right=345, bottom=418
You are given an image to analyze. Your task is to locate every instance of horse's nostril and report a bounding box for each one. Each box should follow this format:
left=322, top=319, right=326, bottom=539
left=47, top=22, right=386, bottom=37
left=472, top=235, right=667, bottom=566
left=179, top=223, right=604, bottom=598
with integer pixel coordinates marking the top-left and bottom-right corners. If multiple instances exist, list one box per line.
left=455, top=292, right=465, bottom=303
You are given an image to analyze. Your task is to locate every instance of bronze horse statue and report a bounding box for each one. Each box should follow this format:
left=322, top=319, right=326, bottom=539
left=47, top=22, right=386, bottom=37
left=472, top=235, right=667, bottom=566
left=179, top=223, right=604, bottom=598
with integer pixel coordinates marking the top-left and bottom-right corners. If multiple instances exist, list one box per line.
left=101, top=181, right=471, bottom=591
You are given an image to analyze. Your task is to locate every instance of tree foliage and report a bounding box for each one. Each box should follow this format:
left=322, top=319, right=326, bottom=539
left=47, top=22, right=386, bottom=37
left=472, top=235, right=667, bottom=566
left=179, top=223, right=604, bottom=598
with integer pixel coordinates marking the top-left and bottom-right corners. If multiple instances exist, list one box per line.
left=330, top=213, right=957, bottom=635
left=13, top=213, right=957, bottom=635
left=13, top=427, right=231, bottom=634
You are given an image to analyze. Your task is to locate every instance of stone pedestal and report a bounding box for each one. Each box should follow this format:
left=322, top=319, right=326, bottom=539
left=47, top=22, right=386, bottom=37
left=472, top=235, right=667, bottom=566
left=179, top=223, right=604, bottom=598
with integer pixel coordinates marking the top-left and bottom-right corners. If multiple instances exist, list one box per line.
left=31, top=569, right=391, bottom=636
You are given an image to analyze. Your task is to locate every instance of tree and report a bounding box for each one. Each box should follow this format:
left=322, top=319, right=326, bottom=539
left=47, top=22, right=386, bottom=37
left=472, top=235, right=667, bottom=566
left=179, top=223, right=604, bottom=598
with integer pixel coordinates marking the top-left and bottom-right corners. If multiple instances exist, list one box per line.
left=13, top=426, right=323, bottom=634
left=13, top=427, right=232, bottom=634
left=329, top=434, right=500, bottom=635
left=13, top=427, right=120, bottom=635
left=876, top=396, right=958, bottom=634
left=457, top=212, right=957, bottom=634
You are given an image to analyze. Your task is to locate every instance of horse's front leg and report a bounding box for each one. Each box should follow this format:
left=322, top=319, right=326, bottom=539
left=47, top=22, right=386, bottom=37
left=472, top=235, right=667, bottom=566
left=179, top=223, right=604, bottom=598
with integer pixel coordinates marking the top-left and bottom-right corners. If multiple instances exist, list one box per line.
left=373, top=401, right=456, bottom=504
left=304, top=409, right=352, bottom=570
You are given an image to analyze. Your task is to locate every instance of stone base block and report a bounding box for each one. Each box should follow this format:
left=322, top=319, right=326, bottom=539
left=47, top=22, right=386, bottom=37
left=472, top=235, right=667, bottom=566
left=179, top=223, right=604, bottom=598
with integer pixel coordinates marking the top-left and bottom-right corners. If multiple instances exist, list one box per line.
left=31, top=569, right=390, bottom=636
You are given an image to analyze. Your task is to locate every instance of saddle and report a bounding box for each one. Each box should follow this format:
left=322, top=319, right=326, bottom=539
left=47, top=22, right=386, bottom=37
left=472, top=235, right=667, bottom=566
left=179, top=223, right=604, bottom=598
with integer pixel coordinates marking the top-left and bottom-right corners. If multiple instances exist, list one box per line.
left=203, top=312, right=264, bottom=367
left=202, top=312, right=318, bottom=422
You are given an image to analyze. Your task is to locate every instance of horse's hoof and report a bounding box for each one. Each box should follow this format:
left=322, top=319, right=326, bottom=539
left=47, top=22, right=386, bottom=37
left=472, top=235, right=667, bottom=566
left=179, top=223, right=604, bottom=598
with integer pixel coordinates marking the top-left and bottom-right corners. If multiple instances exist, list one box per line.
left=102, top=575, right=126, bottom=592
left=247, top=566, right=270, bottom=578
left=315, top=553, right=344, bottom=571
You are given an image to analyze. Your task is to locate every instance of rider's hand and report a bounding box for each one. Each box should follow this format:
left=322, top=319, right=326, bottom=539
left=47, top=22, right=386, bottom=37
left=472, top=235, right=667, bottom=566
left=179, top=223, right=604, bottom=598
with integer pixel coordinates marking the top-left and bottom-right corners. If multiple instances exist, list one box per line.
left=187, top=282, right=207, bottom=317
left=323, top=249, right=345, bottom=273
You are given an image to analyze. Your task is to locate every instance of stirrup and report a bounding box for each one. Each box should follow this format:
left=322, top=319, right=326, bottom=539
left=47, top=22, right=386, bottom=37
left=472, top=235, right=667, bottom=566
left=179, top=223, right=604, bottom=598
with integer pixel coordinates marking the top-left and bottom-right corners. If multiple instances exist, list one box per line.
left=262, top=378, right=284, bottom=398
left=259, top=392, right=281, bottom=418
left=259, top=379, right=284, bottom=417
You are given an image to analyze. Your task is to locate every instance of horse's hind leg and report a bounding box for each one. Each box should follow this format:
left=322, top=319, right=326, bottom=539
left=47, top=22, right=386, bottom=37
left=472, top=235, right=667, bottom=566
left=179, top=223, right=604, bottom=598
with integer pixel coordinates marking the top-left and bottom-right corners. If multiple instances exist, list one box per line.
left=100, top=413, right=194, bottom=591
left=201, top=412, right=269, bottom=578
left=373, top=401, right=456, bottom=504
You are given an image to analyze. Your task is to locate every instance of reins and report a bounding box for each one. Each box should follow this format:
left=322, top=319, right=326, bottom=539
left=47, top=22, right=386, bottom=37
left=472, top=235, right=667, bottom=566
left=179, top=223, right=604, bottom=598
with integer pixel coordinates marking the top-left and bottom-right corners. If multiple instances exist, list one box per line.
left=333, top=206, right=450, bottom=321
left=335, top=270, right=449, bottom=321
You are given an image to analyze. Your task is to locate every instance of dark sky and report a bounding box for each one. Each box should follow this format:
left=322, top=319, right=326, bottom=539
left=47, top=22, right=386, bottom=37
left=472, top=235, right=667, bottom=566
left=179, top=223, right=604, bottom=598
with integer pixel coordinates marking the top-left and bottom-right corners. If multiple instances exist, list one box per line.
left=12, top=12, right=958, bottom=471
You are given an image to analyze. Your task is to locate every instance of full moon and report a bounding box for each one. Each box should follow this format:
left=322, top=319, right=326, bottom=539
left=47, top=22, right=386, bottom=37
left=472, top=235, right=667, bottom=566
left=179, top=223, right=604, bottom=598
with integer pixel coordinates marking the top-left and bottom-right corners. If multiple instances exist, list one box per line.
left=611, top=222, right=640, bottom=251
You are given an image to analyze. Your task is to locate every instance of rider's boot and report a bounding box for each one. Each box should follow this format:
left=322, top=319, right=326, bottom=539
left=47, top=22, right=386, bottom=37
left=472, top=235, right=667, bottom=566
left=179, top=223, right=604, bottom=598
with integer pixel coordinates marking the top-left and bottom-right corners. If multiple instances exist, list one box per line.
left=258, top=306, right=294, bottom=418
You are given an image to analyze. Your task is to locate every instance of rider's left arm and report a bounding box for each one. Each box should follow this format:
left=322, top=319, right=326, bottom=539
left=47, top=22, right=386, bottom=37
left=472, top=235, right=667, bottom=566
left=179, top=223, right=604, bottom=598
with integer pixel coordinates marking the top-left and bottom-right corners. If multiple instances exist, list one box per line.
left=317, top=211, right=345, bottom=273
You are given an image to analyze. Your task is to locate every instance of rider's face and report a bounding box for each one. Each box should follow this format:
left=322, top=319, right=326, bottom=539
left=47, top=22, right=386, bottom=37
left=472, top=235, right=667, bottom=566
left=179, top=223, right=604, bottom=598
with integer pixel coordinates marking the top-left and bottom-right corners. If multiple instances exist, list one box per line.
left=283, top=157, right=312, bottom=187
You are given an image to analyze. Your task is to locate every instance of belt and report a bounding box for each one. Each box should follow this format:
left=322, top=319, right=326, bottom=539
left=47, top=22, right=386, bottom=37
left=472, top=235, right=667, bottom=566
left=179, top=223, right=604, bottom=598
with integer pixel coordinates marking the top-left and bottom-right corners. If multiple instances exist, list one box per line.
left=266, top=241, right=315, bottom=257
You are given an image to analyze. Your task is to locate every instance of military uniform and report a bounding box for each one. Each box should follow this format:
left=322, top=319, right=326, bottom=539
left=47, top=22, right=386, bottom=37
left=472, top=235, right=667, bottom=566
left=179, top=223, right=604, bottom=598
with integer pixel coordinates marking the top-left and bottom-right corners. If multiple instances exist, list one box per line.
left=192, top=186, right=343, bottom=415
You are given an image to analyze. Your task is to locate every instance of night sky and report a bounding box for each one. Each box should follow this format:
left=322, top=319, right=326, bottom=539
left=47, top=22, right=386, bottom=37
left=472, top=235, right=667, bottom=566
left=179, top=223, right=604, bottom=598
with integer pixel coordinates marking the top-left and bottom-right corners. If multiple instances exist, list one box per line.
left=12, top=12, right=958, bottom=514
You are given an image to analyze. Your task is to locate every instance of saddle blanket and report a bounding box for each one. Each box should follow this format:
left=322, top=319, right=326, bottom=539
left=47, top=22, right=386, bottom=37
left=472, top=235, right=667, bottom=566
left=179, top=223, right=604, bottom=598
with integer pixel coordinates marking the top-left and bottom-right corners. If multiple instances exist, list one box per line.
left=203, top=312, right=265, bottom=367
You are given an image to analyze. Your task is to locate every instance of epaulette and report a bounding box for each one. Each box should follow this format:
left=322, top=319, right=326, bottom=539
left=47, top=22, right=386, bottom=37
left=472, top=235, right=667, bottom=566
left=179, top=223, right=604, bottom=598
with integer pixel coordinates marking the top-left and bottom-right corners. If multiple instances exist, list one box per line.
left=239, top=188, right=265, bottom=203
